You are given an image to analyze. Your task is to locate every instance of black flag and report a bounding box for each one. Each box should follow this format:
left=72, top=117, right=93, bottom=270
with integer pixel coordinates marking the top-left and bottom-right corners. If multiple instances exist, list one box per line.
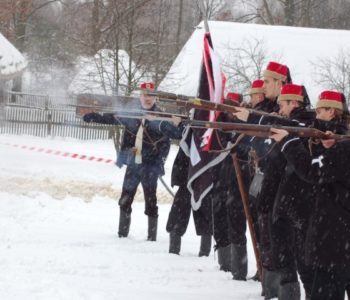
left=180, top=31, right=229, bottom=210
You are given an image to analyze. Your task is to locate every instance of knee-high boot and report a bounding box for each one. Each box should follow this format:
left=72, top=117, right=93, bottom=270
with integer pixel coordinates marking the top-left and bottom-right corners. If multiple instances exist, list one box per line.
left=198, top=234, right=212, bottom=257
left=262, top=267, right=280, bottom=300
left=231, top=243, right=248, bottom=280
left=169, top=231, right=181, bottom=254
left=147, top=216, right=158, bottom=241
left=118, top=209, right=131, bottom=238
left=217, top=244, right=231, bottom=272
left=278, top=282, right=301, bottom=300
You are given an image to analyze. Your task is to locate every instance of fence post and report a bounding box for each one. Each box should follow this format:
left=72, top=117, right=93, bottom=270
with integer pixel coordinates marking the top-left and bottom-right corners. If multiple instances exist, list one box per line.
left=45, top=98, right=52, bottom=136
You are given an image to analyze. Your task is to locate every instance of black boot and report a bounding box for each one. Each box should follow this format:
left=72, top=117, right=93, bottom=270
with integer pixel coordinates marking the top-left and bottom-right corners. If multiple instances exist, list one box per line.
left=169, top=231, right=181, bottom=254
left=278, top=282, right=301, bottom=300
left=231, top=243, right=247, bottom=280
left=118, top=209, right=131, bottom=238
left=198, top=234, right=212, bottom=257
left=147, top=216, right=158, bottom=241
left=217, top=244, right=231, bottom=272
left=249, top=271, right=261, bottom=281
left=262, top=268, right=280, bottom=299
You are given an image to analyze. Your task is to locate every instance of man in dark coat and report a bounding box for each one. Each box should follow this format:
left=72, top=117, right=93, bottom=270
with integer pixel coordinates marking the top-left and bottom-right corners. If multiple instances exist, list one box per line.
left=233, top=61, right=292, bottom=299
left=214, top=91, right=252, bottom=279
left=147, top=115, right=214, bottom=256
left=83, top=82, right=170, bottom=241
left=166, top=146, right=213, bottom=256
left=254, top=84, right=315, bottom=299
left=224, top=81, right=266, bottom=281
left=270, top=93, right=350, bottom=299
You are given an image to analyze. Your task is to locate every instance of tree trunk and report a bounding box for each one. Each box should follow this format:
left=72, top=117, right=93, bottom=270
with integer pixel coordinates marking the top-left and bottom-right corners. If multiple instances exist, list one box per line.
left=127, top=0, right=135, bottom=95
left=91, top=0, right=100, bottom=54
left=261, top=0, right=275, bottom=24
left=176, top=0, right=184, bottom=52
left=284, top=0, right=296, bottom=26
left=154, top=0, right=164, bottom=86
left=300, top=0, right=312, bottom=27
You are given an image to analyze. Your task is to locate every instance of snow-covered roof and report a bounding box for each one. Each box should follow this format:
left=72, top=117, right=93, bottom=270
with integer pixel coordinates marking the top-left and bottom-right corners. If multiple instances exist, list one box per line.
left=68, top=49, right=150, bottom=96
left=0, top=32, right=27, bottom=80
left=160, top=21, right=350, bottom=106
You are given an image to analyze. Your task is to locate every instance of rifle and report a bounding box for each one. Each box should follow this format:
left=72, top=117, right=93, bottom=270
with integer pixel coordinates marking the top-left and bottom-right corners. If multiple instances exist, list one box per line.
left=76, top=106, right=188, bottom=120
left=188, top=119, right=350, bottom=141
left=232, top=153, right=262, bottom=279
left=146, top=90, right=269, bottom=116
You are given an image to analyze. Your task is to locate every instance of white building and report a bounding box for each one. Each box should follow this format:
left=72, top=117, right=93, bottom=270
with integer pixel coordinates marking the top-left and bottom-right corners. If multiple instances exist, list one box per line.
left=0, top=32, right=27, bottom=81
left=160, top=21, right=350, bottom=106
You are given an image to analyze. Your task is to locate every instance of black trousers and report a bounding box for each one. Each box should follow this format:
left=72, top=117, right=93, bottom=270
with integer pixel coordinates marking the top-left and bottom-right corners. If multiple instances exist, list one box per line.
left=258, top=211, right=276, bottom=270
left=166, top=185, right=192, bottom=236
left=166, top=182, right=213, bottom=237
left=166, top=184, right=214, bottom=237
left=227, top=195, right=259, bottom=244
left=271, top=210, right=314, bottom=295
left=185, top=166, right=231, bottom=248
left=119, top=163, right=161, bottom=217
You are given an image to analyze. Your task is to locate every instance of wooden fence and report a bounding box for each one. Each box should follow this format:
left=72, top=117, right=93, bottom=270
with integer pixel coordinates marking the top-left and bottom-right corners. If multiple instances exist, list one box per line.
left=0, top=91, right=123, bottom=144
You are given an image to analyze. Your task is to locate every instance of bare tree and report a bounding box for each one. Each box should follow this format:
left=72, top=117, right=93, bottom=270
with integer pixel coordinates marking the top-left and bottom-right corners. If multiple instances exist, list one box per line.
left=0, top=0, right=63, bottom=93
left=230, top=0, right=348, bottom=28
left=312, top=49, right=350, bottom=101
left=222, top=38, right=268, bottom=96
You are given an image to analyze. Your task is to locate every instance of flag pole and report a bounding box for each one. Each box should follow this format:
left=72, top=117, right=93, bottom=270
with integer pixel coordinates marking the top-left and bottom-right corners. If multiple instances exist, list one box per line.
left=197, top=0, right=210, bottom=33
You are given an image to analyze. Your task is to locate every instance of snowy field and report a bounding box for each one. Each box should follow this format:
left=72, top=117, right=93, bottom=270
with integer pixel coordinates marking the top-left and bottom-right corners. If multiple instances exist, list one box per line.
left=0, top=134, right=275, bottom=299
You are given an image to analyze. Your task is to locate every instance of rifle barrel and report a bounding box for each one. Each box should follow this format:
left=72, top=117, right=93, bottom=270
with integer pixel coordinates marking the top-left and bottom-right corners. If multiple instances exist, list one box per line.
left=188, top=120, right=350, bottom=141
left=146, top=90, right=271, bottom=117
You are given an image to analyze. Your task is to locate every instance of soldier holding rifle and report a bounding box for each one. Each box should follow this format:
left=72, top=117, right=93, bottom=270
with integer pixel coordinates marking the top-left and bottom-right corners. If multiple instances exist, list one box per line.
left=269, top=91, right=350, bottom=300
left=83, top=82, right=179, bottom=242
left=234, top=61, right=293, bottom=299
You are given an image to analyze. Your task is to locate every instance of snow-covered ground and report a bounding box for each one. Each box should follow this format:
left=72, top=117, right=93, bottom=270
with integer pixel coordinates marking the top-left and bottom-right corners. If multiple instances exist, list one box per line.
left=0, top=135, right=276, bottom=299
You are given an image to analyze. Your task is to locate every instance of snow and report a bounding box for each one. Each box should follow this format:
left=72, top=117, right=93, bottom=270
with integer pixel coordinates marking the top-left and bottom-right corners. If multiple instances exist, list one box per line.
left=0, top=33, right=27, bottom=80
left=0, top=134, right=265, bottom=300
left=159, top=21, right=350, bottom=106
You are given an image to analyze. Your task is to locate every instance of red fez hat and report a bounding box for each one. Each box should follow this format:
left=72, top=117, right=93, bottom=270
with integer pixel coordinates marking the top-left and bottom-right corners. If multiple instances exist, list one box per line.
left=316, top=90, right=344, bottom=111
left=263, top=61, right=289, bottom=81
left=277, top=84, right=304, bottom=103
left=226, top=92, right=242, bottom=103
left=249, top=79, right=264, bottom=95
left=140, top=82, right=155, bottom=90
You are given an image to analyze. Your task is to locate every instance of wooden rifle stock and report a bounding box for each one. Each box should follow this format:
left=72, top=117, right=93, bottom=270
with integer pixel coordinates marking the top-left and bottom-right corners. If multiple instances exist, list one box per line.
left=146, top=90, right=268, bottom=116
left=232, top=153, right=262, bottom=279
left=188, top=120, right=350, bottom=141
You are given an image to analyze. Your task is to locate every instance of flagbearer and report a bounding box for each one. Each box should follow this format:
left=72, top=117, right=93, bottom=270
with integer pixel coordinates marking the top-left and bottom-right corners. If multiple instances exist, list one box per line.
left=83, top=82, right=171, bottom=241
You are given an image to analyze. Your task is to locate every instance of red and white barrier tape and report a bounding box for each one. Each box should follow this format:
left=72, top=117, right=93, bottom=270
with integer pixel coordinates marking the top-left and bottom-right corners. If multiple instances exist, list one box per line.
left=2, top=142, right=114, bottom=164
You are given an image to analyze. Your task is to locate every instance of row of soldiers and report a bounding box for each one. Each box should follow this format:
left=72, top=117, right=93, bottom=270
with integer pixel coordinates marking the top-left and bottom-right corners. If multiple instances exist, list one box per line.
left=83, top=61, right=350, bottom=300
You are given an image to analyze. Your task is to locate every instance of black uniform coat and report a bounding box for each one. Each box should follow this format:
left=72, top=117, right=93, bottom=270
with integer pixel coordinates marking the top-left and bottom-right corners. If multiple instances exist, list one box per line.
left=246, top=106, right=314, bottom=213
left=269, top=108, right=316, bottom=222
left=281, top=137, right=350, bottom=272
left=155, top=120, right=187, bottom=187
left=83, top=105, right=170, bottom=174
left=273, top=117, right=348, bottom=223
